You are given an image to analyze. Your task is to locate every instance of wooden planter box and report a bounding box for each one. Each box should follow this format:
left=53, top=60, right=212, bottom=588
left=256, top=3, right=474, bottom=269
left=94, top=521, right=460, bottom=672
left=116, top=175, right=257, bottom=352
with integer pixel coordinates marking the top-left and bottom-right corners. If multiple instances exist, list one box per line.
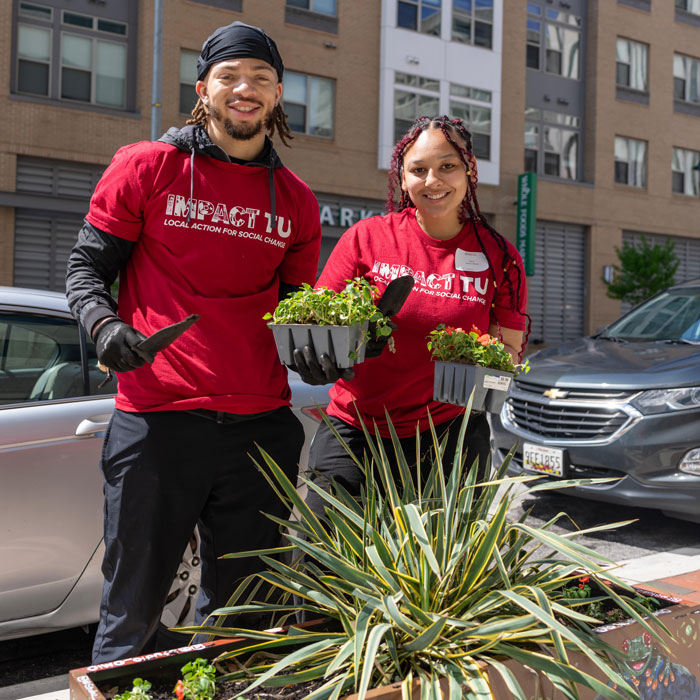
left=433, top=361, right=513, bottom=413
left=69, top=590, right=700, bottom=700
left=269, top=321, right=369, bottom=369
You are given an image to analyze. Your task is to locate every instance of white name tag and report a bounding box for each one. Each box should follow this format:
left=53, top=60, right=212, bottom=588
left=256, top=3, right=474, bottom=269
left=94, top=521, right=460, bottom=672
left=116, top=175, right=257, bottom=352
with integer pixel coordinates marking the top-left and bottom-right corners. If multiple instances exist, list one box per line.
left=483, top=374, right=511, bottom=391
left=455, top=249, right=488, bottom=272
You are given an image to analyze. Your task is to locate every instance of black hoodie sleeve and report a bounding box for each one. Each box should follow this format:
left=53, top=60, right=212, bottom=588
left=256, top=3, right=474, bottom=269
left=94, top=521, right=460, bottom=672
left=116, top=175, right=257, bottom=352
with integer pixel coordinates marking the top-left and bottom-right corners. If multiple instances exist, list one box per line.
left=66, top=220, right=135, bottom=337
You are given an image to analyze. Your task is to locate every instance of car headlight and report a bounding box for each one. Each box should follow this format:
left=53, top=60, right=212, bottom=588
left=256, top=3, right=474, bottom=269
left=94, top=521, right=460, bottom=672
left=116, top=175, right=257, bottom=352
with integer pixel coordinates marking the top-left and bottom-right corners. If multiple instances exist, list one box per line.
left=632, top=387, right=700, bottom=414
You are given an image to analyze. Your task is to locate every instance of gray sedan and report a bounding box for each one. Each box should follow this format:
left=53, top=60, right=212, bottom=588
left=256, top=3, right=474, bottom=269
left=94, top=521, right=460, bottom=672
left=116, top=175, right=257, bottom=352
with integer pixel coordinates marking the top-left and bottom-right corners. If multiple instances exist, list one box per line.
left=492, top=278, right=700, bottom=524
left=0, top=286, right=329, bottom=641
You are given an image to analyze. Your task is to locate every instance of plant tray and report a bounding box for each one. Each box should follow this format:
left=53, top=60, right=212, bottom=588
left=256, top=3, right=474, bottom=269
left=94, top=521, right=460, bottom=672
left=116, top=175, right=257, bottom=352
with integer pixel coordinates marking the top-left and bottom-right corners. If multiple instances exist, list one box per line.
left=269, top=321, right=369, bottom=369
left=433, top=361, right=514, bottom=412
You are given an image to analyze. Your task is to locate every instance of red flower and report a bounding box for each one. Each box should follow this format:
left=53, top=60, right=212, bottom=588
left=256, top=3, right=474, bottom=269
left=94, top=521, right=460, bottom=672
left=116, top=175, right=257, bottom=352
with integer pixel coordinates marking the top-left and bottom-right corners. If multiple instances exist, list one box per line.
left=443, top=326, right=455, bottom=335
left=471, top=324, right=481, bottom=334
left=579, top=583, right=585, bottom=589
left=579, top=576, right=590, bottom=584
left=174, top=680, right=184, bottom=700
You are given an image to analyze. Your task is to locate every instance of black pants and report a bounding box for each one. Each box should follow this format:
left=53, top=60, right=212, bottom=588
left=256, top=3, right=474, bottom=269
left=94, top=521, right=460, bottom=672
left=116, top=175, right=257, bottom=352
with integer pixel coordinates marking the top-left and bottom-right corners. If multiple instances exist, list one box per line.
left=92, top=406, right=304, bottom=663
left=304, top=412, right=491, bottom=519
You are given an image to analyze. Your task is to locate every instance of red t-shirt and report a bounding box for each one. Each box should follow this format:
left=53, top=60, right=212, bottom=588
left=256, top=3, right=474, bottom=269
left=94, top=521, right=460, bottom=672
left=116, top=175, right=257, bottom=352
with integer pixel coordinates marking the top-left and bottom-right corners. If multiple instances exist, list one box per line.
left=317, top=209, right=527, bottom=438
left=86, top=140, right=321, bottom=413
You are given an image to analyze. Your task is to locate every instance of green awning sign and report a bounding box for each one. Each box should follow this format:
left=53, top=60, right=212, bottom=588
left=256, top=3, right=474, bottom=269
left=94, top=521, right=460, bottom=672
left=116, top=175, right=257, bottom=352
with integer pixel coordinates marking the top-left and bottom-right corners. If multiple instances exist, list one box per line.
left=516, top=172, right=537, bottom=276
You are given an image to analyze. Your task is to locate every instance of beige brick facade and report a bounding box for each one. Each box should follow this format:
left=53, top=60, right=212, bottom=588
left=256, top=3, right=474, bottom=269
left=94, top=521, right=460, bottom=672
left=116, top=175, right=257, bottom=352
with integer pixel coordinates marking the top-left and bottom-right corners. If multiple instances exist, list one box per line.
left=1, top=0, right=699, bottom=334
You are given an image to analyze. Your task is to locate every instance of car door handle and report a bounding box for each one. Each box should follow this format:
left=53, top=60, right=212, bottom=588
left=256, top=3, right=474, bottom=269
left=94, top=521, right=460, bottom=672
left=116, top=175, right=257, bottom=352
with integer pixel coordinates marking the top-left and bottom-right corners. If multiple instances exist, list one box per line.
left=75, top=414, right=112, bottom=437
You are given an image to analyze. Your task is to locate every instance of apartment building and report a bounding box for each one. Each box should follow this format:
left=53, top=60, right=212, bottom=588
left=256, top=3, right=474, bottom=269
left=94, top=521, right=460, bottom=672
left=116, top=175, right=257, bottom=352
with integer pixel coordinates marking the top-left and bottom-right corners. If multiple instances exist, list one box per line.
left=1, top=0, right=699, bottom=346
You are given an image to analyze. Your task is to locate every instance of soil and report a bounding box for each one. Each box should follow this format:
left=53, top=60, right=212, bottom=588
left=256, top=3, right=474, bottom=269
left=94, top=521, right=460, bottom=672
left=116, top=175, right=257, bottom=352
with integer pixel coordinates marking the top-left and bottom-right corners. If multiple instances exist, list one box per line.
left=101, top=676, right=330, bottom=699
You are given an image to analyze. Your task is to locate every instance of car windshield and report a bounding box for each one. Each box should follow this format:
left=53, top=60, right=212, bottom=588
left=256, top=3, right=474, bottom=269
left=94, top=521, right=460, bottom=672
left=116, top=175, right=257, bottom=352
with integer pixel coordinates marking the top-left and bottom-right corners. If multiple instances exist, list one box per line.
left=600, top=287, right=700, bottom=342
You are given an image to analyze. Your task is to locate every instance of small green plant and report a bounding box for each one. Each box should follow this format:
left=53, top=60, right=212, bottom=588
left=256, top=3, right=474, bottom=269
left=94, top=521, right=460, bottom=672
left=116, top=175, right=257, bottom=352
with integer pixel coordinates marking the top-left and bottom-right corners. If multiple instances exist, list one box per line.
left=114, top=677, right=152, bottom=700
left=427, top=323, right=530, bottom=374
left=173, top=658, right=217, bottom=700
left=264, top=278, right=392, bottom=334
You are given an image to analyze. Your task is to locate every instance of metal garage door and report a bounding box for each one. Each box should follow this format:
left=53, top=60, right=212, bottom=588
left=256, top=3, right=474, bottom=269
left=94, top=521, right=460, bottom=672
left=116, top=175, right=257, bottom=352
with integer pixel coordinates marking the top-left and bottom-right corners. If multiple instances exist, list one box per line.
left=621, top=231, right=700, bottom=314
left=14, top=212, right=82, bottom=292
left=527, top=221, right=586, bottom=345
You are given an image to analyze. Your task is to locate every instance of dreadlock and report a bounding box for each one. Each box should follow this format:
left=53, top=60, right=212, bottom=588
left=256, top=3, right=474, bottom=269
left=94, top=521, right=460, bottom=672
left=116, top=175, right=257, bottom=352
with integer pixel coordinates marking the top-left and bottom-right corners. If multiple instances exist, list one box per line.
left=186, top=98, right=294, bottom=147
left=387, top=115, right=531, bottom=352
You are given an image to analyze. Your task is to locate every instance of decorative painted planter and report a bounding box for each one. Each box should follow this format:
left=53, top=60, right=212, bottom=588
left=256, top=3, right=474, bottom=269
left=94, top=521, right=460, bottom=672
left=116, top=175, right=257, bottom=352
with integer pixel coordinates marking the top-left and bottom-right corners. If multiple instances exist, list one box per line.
left=433, top=361, right=514, bottom=413
left=69, top=590, right=700, bottom=700
left=269, top=321, right=369, bottom=369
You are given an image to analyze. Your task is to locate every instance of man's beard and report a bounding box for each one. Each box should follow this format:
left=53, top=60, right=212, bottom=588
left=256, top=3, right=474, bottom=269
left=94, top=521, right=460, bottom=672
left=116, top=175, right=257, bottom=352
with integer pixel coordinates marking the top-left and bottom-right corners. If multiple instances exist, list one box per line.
left=208, top=103, right=275, bottom=141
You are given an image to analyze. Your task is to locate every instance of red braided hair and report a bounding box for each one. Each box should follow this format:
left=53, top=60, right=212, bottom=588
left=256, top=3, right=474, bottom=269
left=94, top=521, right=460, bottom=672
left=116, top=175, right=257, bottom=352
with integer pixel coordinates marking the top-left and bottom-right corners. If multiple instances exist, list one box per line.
left=387, top=115, right=531, bottom=354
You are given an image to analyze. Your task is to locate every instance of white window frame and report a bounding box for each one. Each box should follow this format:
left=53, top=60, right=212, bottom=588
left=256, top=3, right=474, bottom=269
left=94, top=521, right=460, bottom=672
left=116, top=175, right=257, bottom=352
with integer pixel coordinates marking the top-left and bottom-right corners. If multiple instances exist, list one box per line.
left=614, top=136, right=647, bottom=188
left=59, top=31, right=127, bottom=109
left=616, top=37, right=649, bottom=93
left=676, top=0, right=700, bottom=17
left=397, top=0, right=442, bottom=36
left=286, top=0, right=337, bottom=16
left=452, top=0, right=494, bottom=49
left=674, top=53, right=700, bottom=105
left=672, top=147, right=700, bottom=197
left=179, top=49, right=198, bottom=114
left=16, top=23, right=53, bottom=97
left=283, top=71, right=335, bottom=139
left=449, top=84, right=492, bottom=161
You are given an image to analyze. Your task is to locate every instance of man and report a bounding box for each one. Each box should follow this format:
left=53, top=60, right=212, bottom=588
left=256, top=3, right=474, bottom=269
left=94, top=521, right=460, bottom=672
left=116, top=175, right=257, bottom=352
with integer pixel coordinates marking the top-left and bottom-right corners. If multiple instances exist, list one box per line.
left=66, top=21, right=321, bottom=663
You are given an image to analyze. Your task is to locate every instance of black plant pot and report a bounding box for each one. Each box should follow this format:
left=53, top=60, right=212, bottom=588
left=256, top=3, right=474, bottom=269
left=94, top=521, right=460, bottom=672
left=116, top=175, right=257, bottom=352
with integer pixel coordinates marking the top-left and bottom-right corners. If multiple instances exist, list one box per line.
left=433, top=361, right=514, bottom=413
left=269, top=321, right=369, bottom=369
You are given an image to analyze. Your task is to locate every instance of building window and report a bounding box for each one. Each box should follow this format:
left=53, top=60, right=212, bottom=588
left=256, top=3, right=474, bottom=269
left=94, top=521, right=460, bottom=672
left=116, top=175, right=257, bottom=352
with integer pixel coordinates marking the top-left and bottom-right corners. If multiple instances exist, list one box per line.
left=180, top=50, right=198, bottom=114
left=449, top=84, right=491, bottom=160
left=676, top=0, right=700, bottom=15
left=526, top=3, right=582, bottom=80
left=286, top=0, right=336, bottom=15
left=13, top=1, right=133, bottom=110
left=452, top=0, right=493, bottom=49
left=283, top=71, right=334, bottom=138
left=672, top=147, right=700, bottom=196
left=524, top=108, right=580, bottom=181
left=674, top=54, right=700, bottom=105
left=614, top=137, right=647, bottom=188
left=397, top=0, right=441, bottom=36
left=616, top=38, right=648, bottom=92
left=393, top=72, right=440, bottom=143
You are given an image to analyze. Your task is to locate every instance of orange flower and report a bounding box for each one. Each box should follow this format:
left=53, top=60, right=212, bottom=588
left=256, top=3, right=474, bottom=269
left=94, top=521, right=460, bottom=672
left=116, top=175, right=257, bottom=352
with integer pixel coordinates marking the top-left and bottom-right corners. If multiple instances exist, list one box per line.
left=471, top=324, right=481, bottom=334
left=444, top=326, right=455, bottom=335
left=174, top=680, right=184, bottom=700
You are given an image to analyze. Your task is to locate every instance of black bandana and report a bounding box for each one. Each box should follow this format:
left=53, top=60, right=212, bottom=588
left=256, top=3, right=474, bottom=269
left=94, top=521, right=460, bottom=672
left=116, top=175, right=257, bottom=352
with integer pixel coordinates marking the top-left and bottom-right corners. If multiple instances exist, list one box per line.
left=196, top=21, right=284, bottom=82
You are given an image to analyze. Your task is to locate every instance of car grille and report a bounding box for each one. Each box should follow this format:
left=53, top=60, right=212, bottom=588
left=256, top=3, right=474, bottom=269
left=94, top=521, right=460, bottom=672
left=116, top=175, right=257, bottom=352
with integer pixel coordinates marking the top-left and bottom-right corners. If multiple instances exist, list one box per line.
left=506, top=381, right=632, bottom=440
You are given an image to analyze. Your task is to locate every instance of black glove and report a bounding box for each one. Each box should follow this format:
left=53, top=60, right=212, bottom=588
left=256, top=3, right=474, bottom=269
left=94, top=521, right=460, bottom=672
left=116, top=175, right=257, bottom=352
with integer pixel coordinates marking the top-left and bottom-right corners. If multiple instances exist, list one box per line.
left=364, top=318, right=398, bottom=358
left=94, top=318, right=155, bottom=372
left=287, top=346, right=355, bottom=385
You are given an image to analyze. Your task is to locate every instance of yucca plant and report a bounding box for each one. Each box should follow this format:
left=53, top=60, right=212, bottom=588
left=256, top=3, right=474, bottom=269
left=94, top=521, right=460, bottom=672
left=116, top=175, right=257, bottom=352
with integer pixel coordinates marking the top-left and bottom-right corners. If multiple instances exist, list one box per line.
left=182, top=403, right=667, bottom=700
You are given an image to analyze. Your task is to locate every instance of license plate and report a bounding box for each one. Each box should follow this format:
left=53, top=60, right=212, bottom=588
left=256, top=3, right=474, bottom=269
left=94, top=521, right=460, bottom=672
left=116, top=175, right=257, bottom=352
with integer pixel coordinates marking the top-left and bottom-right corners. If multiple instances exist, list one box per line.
left=522, top=443, right=565, bottom=477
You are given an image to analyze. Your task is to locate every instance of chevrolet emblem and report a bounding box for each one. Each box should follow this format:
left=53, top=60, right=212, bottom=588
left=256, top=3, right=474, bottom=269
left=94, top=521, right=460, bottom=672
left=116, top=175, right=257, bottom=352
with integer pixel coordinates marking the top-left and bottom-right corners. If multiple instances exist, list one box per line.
left=543, top=387, right=568, bottom=399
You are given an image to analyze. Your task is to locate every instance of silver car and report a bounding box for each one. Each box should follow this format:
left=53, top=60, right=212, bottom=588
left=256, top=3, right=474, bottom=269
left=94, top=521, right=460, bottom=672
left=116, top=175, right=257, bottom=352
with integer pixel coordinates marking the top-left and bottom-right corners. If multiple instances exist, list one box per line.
left=0, top=286, right=329, bottom=641
left=491, top=278, right=700, bottom=524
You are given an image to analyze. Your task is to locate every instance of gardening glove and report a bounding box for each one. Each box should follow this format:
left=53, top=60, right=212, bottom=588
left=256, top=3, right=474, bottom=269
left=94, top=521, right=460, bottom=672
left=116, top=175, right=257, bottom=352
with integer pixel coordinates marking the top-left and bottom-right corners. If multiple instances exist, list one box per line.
left=288, top=346, right=355, bottom=385
left=94, top=318, right=155, bottom=373
left=364, top=318, right=398, bottom=358
left=364, top=275, right=414, bottom=359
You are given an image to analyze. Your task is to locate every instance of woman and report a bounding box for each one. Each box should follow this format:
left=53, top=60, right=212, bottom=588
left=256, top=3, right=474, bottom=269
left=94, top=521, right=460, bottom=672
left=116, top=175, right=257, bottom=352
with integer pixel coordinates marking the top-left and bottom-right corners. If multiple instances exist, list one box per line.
left=297, top=115, right=529, bottom=513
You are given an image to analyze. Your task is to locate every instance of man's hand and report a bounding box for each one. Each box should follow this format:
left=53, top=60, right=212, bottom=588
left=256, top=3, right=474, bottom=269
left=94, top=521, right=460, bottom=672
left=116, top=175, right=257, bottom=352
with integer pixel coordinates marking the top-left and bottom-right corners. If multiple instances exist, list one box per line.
left=287, top=346, right=355, bottom=385
left=364, top=318, right=397, bottom=358
left=94, top=319, right=155, bottom=372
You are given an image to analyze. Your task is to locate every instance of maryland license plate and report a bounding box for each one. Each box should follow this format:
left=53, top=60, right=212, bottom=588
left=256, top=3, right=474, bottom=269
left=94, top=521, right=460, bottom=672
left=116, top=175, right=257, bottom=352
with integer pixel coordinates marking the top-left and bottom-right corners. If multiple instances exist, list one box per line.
left=522, top=443, right=565, bottom=477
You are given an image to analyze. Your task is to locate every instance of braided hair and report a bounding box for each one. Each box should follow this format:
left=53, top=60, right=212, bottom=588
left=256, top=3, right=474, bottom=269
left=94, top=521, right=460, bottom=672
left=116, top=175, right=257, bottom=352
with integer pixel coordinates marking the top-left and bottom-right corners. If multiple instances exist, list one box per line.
left=387, top=115, right=531, bottom=351
left=186, top=98, right=294, bottom=147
